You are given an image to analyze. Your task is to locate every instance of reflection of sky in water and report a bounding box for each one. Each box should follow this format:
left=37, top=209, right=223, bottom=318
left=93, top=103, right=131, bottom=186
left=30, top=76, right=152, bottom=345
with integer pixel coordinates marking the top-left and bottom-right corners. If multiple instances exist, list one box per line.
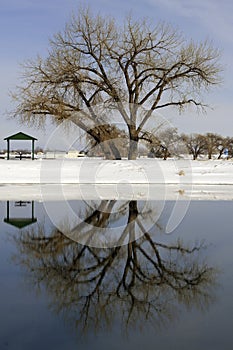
left=0, top=200, right=232, bottom=350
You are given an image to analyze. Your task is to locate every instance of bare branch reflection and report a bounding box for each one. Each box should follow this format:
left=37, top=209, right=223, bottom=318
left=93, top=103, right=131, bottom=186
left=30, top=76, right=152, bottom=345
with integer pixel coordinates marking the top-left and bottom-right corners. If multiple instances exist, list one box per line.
left=12, top=200, right=217, bottom=335
left=63, top=199, right=158, bottom=247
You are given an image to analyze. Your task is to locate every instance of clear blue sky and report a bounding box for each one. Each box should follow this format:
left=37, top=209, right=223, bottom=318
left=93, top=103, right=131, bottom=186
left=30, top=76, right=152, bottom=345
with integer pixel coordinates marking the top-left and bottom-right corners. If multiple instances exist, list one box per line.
left=0, top=0, right=232, bottom=149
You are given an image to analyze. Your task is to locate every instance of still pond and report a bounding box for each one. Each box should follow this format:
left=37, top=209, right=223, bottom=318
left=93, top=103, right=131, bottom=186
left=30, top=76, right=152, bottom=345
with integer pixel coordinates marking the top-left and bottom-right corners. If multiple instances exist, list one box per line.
left=0, top=199, right=233, bottom=350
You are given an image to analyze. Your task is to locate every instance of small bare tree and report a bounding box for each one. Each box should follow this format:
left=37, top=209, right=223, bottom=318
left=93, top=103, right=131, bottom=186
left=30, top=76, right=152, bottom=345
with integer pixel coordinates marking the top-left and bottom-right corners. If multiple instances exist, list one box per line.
left=156, top=127, right=180, bottom=159
left=203, top=133, right=223, bottom=159
left=216, top=136, right=233, bottom=159
left=182, top=133, right=207, bottom=160
left=140, top=127, right=179, bottom=159
left=11, top=7, right=222, bottom=159
left=226, top=138, right=233, bottom=159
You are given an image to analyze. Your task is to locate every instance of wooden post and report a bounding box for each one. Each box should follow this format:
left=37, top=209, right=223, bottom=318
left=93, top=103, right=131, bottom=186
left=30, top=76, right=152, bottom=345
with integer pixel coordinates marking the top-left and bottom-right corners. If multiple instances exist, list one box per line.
left=6, top=201, right=10, bottom=221
left=7, top=139, right=10, bottom=160
left=32, top=201, right=34, bottom=220
left=32, top=140, right=35, bottom=160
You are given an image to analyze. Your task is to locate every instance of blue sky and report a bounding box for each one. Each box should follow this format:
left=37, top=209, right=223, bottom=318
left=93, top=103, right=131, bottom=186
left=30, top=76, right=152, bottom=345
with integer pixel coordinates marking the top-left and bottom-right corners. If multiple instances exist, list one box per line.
left=0, top=0, right=232, bottom=149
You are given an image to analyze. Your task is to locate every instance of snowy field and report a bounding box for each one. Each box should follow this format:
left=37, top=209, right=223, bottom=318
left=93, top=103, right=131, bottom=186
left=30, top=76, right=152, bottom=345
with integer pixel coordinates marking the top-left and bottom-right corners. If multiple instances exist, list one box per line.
left=0, top=158, right=233, bottom=200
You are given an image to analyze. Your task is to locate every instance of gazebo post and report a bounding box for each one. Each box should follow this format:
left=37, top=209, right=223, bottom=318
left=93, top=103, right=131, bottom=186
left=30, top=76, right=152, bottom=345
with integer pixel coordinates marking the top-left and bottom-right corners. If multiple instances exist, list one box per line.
left=32, top=139, right=35, bottom=160
left=7, top=139, right=10, bottom=160
left=6, top=201, right=10, bottom=221
left=32, top=201, right=35, bottom=220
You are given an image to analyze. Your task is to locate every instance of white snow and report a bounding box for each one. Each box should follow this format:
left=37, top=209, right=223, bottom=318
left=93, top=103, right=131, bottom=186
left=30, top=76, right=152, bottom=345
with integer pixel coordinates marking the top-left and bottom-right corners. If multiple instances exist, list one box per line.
left=0, top=158, right=233, bottom=200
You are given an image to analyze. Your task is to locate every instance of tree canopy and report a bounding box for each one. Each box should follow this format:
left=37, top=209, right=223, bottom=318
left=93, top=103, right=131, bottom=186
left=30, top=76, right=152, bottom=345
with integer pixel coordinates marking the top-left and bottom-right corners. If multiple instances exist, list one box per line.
left=12, top=7, right=222, bottom=159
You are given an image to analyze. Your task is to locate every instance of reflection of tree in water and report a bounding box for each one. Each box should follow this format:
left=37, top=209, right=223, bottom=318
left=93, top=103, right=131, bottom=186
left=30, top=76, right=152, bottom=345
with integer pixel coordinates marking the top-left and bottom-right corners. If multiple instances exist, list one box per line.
left=13, top=200, right=217, bottom=335
left=64, top=199, right=158, bottom=247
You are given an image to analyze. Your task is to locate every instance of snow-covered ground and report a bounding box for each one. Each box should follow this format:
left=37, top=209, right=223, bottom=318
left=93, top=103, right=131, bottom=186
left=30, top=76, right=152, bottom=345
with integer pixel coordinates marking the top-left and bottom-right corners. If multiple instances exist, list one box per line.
left=0, top=158, right=233, bottom=200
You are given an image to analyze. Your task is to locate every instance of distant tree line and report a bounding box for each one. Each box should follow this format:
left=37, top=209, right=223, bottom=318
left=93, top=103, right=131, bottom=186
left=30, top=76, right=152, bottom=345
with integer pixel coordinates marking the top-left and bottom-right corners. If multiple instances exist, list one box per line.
left=141, top=128, right=233, bottom=160
left=181, top=132, right=233, bottom=160
left=82, top=126, right=233, bottom=160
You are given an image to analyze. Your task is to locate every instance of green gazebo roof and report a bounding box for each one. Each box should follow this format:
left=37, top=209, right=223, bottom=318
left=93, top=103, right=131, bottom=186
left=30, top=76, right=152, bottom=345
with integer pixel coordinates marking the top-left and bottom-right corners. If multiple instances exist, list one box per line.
left=4, top=218, right=37, bottom=229
left=4, top=132, right=37, bottom=141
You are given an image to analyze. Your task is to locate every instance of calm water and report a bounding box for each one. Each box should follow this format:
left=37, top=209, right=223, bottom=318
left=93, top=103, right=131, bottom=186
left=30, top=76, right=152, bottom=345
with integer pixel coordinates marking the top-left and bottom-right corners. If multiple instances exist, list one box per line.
left=0, top=199, right=233, bottom=350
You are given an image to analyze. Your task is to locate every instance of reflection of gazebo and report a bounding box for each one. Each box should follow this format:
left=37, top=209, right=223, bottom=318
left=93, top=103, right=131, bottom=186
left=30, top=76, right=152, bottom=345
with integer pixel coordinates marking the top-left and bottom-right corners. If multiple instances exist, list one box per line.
left=4, top=132, right=37, bottom=160
left=4, top=201, right=37, bottom=229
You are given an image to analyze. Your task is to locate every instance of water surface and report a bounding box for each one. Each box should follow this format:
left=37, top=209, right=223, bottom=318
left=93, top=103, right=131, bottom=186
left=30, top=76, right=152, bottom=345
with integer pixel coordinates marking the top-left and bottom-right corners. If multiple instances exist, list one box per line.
left=0, top=199, right=232, bottom=350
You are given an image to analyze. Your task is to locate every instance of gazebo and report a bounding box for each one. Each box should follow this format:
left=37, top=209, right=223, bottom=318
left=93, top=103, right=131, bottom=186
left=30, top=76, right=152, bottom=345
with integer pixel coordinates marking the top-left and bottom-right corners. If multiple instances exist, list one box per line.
left=4, top=201, right=37, bottom=229
left=4, top=132, right=37, bottom=160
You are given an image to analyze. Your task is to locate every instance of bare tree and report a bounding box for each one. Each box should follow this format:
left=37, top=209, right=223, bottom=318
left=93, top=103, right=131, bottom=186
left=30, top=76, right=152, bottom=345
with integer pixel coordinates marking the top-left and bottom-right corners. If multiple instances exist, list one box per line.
left=11, top=7, right=222, bottom=159
left=216, top=136, right=232, bottom=159
left=226, top=138, right=233, bottom=158
left=181, top=133, right=207, bottom=160
left=202, top=133, right=223, bottom=159
left=140, top=127, right=179, bottom=159
left=157, top=127, right=180, bottom=159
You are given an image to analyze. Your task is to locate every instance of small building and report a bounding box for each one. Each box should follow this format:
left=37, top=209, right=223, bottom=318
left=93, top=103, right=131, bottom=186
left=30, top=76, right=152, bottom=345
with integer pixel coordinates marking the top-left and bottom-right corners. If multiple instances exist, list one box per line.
left=45, top=151, right=67, bottom=159
left=35, top=151, right=45, bottom=159
left=65, top=150, right=86, bottom=158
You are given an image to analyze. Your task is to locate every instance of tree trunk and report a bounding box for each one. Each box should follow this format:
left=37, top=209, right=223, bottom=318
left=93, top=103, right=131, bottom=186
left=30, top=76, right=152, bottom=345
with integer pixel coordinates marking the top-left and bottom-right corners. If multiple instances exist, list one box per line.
left=128, top=140, right=138, bottom=160
left=128, top=127, right=139, bottom=160
left=109, top=141, right=121, bottom=159
left=128, top=201, right=139, bottom=222
left=218, top=150, right=223, bottom=159
left=163, top=148, right=169, bottom=160
left=127, top=201, right=139, bottom=243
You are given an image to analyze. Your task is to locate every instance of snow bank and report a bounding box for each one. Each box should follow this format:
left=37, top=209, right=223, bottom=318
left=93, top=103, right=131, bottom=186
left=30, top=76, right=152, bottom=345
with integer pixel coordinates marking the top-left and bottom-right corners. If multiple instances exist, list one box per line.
left=0, top=158, right=233, bottom=200
left=0, top=158, right=233, bottom=184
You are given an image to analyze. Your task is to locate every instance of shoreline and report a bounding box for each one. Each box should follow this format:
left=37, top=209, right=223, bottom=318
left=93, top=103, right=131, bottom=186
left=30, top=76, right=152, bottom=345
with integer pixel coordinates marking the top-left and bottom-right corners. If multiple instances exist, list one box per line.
left=1, top=159, right=233, bottom=200
left=1, top=183, right=233, bottom=201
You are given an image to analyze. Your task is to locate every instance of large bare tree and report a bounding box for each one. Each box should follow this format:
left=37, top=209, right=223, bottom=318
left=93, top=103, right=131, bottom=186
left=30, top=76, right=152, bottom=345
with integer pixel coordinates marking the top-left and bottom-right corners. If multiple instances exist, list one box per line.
left=12, top=7, right=221, bottom=159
